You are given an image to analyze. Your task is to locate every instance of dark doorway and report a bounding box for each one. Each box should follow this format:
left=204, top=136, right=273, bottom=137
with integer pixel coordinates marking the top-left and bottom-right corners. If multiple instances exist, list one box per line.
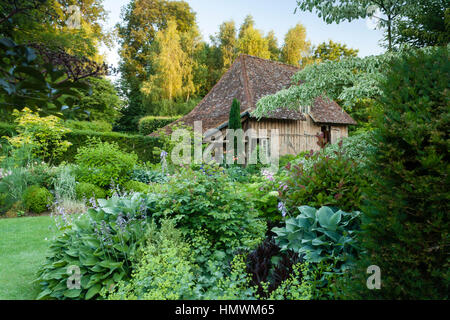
left=321, top=125, right=331, bottom=145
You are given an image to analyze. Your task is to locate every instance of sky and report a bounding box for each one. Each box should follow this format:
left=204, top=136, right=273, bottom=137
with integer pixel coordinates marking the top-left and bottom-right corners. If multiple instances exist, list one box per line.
left=100, top=0, right=386, bottom=77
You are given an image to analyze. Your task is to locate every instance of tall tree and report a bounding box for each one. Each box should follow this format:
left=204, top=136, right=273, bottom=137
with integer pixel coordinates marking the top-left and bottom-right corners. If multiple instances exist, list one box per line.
left=281, top=23, right=310, bottom=67
left=295, top=0, right=409, bottom=51
left=1, top=0, right=109, bottom=59
left=141, top=20, right=189, bottom=102
left=115, top=0, right=197, bottom=130
left=312, top=40, right=359, bottom=62
left=238, top=15, right=255, bottom=39
left=212, top=20, right=237, bottom=70
left=117, top=0, right=196, bottom=86
left=237, top=23, right=270, bottom=59
left=392, top=0, right=449, bottom=47
left=266, top=30, right=281, bottom=61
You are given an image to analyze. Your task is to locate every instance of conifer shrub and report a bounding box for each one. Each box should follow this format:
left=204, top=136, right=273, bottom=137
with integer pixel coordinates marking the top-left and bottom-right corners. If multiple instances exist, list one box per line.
left=342, top=47, right=449, bottom=299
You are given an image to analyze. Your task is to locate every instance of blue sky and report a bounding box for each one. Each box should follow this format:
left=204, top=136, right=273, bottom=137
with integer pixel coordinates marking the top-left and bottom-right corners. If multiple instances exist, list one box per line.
left=100, top=0, right=385, bottom=73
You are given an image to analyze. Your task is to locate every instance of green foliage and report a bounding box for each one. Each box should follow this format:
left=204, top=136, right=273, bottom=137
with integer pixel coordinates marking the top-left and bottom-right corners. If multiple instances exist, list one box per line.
left=346, top=46, right=449, bottom=299
left=75, top=182, right=106, bottom=200
left=207, top=254, right=258, bottom=300
left=280, top=23, right=310, bottom=66
left=22, top=185, right=53, bottom=214
left=105, top=219, right=198, bottom=300
left=241, top=179, right=281, bottom=225
left=149, top=165, right=267, bottom=258
left=392, top=0, right=449, bottom=47
left=116, top=0, right=198, bottom=131
left=278, top=154, right=297, bottom=169
left=280, top=145, right=366, bottom=213
left=292, top=131, right=377, bottom=171
left=7, top=108, right=72, bottom=163
left=311, top=40, right=358, bottom=62
left=0, top=38, right=90, bottom=117
left=237, top=17, right=271, bottom=59
left=36, top=193, right=154, bottom=300
left=74, top=139, right=138, bottom=188
left=65, top=120, right=112, bottom=132
left=138, top=116, right=180, bottom=135
left=254, top=53, right=392, bottom=118
left=295, top=0, right=409, bottom=50
left=64, top=130, right=162, bottom=164
left=122, top=180, right=150, bottom=194
left=0, top=161, right=57, bottom=213
left=0, top=123, right=164, bottom=164
left=273, top=206, right=361, bottom=273
left=267, top=262, right=313, bottom=300
left=228, top=99, right=242, bottom=130
left=131, top=167, right=168, bottom=184
left=0, top=167, right=31, bottom=213
left=70, top=77, right=123, bottom=123
left=53, top=165, right=77, bottom=201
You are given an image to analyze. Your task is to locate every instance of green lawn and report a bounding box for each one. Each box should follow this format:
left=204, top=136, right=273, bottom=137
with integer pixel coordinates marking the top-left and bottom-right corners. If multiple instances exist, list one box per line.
left=0, top=216, right=54, bottom=300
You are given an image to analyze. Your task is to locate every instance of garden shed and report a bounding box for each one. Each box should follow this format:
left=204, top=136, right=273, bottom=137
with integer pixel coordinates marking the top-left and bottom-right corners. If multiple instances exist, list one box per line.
left=157, top=54, right=356, bottom=156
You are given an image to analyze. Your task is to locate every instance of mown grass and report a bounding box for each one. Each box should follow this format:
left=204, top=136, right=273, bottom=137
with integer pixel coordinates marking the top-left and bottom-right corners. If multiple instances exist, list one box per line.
left=0, top=216, right=54, bottom=300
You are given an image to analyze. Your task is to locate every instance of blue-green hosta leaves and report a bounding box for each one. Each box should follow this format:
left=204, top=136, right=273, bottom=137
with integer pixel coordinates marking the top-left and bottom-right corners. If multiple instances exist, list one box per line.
left=272, top=205, right=362, bottom=272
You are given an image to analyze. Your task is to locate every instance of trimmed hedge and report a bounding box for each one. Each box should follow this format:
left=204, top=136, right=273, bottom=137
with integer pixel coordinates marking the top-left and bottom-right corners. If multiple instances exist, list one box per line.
left=0, top=122, right=162, bottom=164
left=64, top=120, right=113, bottom=132
left=138, top=116, right=180, bottom=136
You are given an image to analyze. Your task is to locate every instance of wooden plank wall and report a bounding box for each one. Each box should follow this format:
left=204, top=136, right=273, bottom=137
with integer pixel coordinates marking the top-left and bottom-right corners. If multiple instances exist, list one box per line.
left=247, top=115, right=323, bottom=156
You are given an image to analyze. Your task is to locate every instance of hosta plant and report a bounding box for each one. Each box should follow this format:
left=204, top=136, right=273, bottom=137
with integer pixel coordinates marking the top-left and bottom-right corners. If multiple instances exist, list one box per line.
left=36, top=192, right=156, bottom=300
left=272, top=206, right=362, bottom=273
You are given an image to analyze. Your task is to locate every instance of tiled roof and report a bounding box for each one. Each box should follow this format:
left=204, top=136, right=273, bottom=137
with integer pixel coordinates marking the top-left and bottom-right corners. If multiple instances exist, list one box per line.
left=310, top=96, right=357, bottom=125
left=154, top=54, right=356, bottom=135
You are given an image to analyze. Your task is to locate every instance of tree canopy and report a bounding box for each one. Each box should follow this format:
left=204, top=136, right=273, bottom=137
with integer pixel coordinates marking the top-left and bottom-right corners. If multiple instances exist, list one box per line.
left=280, top=23, right=310, bottom=66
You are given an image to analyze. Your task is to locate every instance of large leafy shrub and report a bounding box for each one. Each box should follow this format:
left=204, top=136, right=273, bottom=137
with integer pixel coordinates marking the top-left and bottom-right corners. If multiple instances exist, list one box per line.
left=75, top=139, right=138, bottom=188
left=36, top=193, right=154, bottom=300
left=272, top=206, right=362, bottom=273
left=280, top=145, right=366, bottom=213
left=344, top=47, right=449, bottom=299
left=22, top=185, right=53, bottom=214
left=7, top=108, right=71, bottom=163
left=149, top=166, right=267, bottom=258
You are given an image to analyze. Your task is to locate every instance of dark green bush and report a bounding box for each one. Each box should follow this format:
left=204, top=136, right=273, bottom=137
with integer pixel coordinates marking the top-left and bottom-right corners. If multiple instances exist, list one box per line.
left=22, top=185, right=53, bottom=214
left=138, top=116, right=180, bottom=135
left=75, top=139, right=138, bottom=188
left=75, top=182, right=106, bottom=200
left=64, top=120, right=112, bottom=132
left=280, top=144, right=367, bottom=214
left=344, top=47, right=449, bottom=299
